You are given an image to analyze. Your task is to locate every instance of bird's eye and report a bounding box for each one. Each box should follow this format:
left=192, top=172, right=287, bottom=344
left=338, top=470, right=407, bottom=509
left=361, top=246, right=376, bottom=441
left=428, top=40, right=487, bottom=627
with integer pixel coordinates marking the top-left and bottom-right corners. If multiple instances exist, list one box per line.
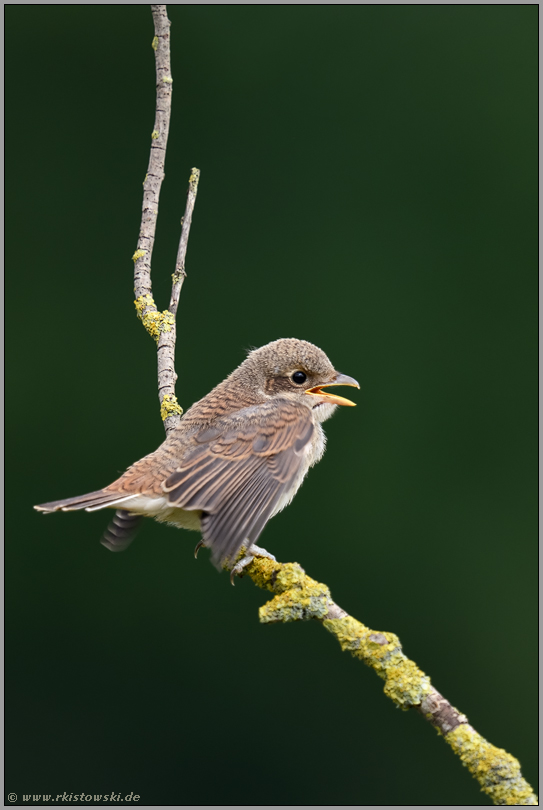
left=292, top=371, right=307, bottom=385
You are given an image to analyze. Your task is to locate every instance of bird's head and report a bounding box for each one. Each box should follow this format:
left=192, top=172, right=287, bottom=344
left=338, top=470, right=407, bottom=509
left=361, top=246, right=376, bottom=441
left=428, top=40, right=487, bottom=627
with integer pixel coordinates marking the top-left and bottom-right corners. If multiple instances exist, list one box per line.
left=237, top=338, right=359, bottom=421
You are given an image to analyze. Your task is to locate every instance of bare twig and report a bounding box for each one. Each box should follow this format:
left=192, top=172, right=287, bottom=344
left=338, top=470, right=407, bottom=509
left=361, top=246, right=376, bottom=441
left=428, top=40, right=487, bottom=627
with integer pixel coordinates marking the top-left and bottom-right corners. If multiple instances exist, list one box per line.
left=170, top=169, right=200, bottom=317
left=242, top=556, right=538, bottom=806
left=133, top=5, right=171, bottom=304
left=132, top=5, right=199, bottom=435
left=159, top=168, right=200, bottom=434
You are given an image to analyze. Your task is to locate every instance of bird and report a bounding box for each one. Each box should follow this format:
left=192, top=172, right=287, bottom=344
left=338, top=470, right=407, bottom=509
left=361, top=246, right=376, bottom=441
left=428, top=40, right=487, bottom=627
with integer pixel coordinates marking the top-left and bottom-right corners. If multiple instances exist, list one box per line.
left=34, top=338, right=359, bottom=580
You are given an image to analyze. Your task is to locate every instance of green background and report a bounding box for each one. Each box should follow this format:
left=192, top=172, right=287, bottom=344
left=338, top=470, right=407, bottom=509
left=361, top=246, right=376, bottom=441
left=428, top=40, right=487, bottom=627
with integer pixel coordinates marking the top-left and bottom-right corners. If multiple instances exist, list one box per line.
left=6, top=5, right=537, bottom=806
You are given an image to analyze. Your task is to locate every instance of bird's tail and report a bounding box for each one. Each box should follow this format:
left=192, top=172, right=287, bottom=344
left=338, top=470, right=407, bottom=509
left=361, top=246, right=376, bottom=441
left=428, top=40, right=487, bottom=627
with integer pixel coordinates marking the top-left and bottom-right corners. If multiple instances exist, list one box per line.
left=34, top=490, right=136, bottom=513
left=101, top=510, right=143, bottom=552
left=34, top=491, right=143, bottom=553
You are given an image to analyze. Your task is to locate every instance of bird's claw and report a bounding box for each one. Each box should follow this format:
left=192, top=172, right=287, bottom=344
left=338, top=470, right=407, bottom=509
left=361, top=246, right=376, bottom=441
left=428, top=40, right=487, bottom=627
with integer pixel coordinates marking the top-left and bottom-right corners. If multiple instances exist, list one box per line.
left=194, top=540, right=205, bottom=559
left=229, top=545, right=276, bottom=586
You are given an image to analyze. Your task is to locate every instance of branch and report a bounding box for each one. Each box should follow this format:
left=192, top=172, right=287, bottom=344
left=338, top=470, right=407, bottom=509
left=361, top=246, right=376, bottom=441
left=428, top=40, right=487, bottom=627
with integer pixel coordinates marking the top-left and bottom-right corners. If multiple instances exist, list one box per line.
left=242, top=556, right=538, bottom=806
left=159, top=168, right=200, bottom=433
left=132, top=4, right=200, bottom=435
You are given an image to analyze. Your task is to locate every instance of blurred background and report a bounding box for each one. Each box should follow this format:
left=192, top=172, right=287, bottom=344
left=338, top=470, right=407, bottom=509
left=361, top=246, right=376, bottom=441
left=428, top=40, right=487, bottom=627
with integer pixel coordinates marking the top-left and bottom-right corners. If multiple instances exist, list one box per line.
left=6, top=5, right=537, bottom=806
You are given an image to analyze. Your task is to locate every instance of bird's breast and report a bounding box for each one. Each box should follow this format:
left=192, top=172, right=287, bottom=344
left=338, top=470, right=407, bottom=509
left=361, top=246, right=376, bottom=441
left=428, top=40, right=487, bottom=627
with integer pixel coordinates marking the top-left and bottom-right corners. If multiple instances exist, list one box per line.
left=270, top=421, right=326, bottom=518
left=309, top=420, right=327, bottom=465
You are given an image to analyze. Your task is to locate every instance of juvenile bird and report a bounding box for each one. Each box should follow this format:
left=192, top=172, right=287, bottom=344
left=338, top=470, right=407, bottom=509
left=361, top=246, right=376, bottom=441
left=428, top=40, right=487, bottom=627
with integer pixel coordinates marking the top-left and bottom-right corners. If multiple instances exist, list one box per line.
left=35, top=338, right=359, bottom=579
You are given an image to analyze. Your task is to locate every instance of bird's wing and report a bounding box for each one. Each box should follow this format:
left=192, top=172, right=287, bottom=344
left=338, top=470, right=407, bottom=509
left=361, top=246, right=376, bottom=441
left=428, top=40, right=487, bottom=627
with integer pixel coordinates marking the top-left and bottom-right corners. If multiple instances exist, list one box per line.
left=162, top=398, right=314, bottom=567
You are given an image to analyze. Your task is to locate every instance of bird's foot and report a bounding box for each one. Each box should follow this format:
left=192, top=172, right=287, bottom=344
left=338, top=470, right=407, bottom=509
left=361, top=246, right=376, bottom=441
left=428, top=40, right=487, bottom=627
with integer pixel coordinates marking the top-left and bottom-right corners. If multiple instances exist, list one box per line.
left=229, top=544, right=276, bottom=586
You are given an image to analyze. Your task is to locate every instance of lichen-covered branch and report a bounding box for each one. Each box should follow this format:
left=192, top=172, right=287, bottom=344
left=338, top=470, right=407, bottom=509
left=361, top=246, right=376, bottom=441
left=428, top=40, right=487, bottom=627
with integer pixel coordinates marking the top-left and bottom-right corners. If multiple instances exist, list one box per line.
left=242, top=556, right=538, bottom=806
left=132, top=5, right=199, bottom=436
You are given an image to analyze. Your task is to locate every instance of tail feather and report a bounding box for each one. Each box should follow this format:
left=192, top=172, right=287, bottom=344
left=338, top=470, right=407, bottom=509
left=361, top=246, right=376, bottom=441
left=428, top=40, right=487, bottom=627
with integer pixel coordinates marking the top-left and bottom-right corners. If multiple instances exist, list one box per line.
left=101, top=510, right=143, bottom=553
left=34, top=490, right=134, bottom=513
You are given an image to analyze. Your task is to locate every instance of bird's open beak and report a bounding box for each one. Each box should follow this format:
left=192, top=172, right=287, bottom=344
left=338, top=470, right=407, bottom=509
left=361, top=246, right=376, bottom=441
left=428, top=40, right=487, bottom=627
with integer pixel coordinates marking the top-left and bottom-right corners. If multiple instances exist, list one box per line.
left=305, top=373, right=360, bottom=407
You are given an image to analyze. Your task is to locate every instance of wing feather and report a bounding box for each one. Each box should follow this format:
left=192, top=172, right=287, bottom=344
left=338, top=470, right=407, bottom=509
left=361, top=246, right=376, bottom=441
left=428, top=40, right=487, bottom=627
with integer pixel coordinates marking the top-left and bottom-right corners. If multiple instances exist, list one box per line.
left=202, top=464, right=280, bottom=564
left=162, top=398, right=314, bottom=567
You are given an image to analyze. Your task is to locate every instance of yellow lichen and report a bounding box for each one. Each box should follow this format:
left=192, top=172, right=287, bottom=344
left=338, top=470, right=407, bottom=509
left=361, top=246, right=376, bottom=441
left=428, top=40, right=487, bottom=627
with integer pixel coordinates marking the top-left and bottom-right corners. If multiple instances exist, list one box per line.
left=151, top=36, right=158, bottom=51
left=323, top=615, right=368, bottom=653
left=151, top=129, right=159, bottom=140
left=134, top=295, right=175, bottom=343
left=134, top=293, right=155, bottom=317
left=244, top=560, right=330, bottom=623
left=244, top=556, right=286, bottom=591
left=160, top=394, right=183, bottom=421
left=273, top=563, right=308, bottom=593
left=447, top=725, right=538, bottom=805
left=260, top=579, right=330, bottom=623
left=322, top=616, right=431, bottom=708
left=383, top=660, right=431, bottom=709
left=132, top=249, right=146, bottom=262
left=163, top=76, right=173, bottom=84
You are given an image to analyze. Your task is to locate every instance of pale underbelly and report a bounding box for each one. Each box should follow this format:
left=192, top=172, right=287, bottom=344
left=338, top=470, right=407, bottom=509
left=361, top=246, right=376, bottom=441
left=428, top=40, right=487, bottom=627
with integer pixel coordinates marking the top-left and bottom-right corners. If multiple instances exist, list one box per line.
left=114, top=495, right=202, bottom=531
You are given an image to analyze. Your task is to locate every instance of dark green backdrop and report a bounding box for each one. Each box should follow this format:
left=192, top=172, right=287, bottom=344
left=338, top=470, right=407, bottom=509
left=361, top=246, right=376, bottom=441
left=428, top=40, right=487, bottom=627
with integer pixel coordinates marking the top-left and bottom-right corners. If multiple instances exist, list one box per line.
left=6, top=5, right=537, bottom=807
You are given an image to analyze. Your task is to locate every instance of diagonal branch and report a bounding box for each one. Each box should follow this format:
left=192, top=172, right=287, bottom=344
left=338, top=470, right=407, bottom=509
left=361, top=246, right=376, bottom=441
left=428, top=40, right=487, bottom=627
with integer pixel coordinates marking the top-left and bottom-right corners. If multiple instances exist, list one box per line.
left=132, top=4, right=200, bottom=436
left=242, top=556, right=538, bottom=806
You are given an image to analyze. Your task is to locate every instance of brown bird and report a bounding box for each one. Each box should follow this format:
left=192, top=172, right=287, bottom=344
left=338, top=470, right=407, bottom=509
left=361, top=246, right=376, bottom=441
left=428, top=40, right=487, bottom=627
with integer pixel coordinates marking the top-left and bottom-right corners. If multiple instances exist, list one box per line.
left=34, top=338, right=359, bottom=579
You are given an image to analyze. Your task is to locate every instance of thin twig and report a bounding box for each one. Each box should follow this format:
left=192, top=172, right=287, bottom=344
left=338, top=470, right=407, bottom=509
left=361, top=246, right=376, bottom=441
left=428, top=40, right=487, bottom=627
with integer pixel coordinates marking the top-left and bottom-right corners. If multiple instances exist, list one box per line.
left=170, top=169, right=200, bottom=317
left=133, top=5, right=172, bottom=305
left=132, top=5, right=199, bottom=435
left=242, top=556, right=538, bottom=806
left=159, top=168, right=200, bottom=434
